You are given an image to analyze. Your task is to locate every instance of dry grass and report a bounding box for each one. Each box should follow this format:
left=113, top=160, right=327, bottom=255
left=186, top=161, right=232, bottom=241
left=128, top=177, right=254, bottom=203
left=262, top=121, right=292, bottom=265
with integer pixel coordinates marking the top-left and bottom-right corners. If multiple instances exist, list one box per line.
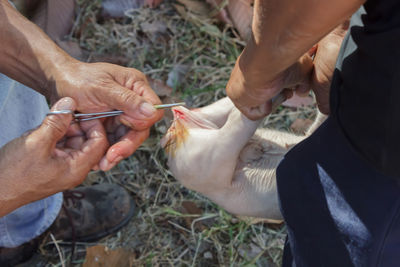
left=36, top=1, right=317, bottom=266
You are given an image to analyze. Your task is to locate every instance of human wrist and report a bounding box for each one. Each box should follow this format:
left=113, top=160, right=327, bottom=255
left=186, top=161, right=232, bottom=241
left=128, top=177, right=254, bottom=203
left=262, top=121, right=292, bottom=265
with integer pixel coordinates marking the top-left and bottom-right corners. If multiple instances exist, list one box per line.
left=42, top=51, right=78, bottom=102
left=239, top=40, right=284, bottom=91
left=0, top=143, right=32, bottom=217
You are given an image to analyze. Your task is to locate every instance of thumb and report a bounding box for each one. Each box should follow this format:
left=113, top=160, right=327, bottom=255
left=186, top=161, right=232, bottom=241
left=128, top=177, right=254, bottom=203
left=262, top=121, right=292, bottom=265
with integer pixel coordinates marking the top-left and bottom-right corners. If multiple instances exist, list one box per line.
left=283, top=54, right=314, bottom=88
left=238, top=102, right=272, bottom=121
left=36, top=97, right=76, bottom=148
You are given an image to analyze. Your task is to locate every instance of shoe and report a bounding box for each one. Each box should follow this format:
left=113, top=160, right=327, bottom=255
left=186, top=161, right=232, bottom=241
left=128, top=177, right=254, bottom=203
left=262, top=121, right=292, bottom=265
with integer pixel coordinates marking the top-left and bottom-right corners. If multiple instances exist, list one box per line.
left=49, top=183, right=136, bottom=242
left=0, top=239, right=39, bottom=267
left=0, top=183, right=135, bottom=266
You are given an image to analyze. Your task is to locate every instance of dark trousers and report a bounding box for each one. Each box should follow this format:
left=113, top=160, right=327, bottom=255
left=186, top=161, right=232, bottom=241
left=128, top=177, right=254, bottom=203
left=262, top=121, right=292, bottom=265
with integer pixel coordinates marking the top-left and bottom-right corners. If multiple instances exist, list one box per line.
left=277, top=116, right=400, bottom=267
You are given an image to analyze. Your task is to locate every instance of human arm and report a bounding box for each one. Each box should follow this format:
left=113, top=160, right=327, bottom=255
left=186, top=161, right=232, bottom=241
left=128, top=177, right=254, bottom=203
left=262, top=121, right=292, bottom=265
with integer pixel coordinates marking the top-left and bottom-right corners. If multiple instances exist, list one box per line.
left=226, top=0, right=364, bottom=120
left=0, top=0, right=163, bottom=170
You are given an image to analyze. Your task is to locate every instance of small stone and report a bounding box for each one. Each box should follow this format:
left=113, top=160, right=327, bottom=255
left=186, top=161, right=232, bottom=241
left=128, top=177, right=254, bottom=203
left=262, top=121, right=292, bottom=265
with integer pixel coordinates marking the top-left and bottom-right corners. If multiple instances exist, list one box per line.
left=203, top=251, right=213, bottom=259
left=231, top=218, right=239, bottom=224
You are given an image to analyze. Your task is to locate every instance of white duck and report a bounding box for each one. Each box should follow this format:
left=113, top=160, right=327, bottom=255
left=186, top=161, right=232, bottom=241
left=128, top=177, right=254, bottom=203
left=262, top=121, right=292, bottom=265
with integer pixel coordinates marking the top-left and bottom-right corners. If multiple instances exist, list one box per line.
left=161, top=97, right=325, bottom=221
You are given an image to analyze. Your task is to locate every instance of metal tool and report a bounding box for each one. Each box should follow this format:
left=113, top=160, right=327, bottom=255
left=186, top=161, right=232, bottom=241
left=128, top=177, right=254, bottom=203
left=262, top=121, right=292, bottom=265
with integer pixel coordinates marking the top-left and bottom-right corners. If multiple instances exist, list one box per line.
left=46, top=102, right=186, bottom=122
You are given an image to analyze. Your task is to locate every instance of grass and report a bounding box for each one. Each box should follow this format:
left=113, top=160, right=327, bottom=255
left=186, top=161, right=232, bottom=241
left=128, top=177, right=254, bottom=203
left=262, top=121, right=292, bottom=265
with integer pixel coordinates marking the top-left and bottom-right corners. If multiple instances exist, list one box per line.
left=35, top=1, right=317, bottom=266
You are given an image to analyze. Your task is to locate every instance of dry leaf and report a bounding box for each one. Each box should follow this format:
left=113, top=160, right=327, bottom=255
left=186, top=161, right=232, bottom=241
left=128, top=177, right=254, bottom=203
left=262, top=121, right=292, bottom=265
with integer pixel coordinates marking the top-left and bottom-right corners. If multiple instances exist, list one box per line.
left=182, top=201, right=203, bottom=215
left=226, top=0, right=253, bottom=41
left=102, top=0, right=164, bottom=17
left=173, top=3, right=189, bottom=20
left=102, top=0, right=145, bottom=17
left=179, top=201, right=207, bottom=231
left=140, top=20, right=169, bottom=42
left=140, top=20, right=167, bottom=34
left=32, top=0, right=75, bottom=41
left=167, top=64, right=189, bottom=88
left=238, top=243, right=263, bottom=259
left=205, top=0, right=232, bottom=24
left=147, top=77, right=173, bottom=97
left=196, top=0, right=254, bottom=41
left=83, top=245, right=135, bottom=267
left=176, top=0, right=213, bottom=16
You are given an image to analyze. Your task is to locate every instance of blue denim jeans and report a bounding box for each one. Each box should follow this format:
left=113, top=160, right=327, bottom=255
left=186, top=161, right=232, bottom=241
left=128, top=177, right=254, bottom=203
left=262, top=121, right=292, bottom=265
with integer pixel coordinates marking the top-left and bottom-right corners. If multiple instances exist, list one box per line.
left=0, top=73, right=62, bottom=247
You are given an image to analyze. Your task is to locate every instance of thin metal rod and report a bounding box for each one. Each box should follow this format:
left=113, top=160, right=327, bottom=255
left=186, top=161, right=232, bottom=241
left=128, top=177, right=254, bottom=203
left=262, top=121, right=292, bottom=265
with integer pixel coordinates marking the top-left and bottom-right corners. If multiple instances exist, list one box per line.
left=77, top=113, right=124, bottom=121
left=46, top=102, right=186, bottom=122
left=47, top=110, right=74, bottom=115
left=154, top=102, right=186, bottom=109
left=74, top=110, right=123, bottom=117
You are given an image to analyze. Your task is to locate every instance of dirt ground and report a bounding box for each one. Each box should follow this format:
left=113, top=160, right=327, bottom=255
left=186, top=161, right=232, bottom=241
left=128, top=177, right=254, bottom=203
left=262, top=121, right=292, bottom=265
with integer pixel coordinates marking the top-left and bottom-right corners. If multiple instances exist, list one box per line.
left=22, top=0, right=317, bottom=266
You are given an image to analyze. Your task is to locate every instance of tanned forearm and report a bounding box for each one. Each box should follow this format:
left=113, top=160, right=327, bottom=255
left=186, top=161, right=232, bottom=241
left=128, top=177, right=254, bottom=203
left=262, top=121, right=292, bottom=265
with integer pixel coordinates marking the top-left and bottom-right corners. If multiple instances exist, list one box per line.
left=0, top=0, right=73, bottom=99
left=240, top=0, right=365, bottom=82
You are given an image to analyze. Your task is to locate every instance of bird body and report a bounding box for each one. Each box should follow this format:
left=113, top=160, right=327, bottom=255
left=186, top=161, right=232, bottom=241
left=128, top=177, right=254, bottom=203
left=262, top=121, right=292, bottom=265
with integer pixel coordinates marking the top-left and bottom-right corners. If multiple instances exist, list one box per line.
left=161, top=97, right=325, bottom=220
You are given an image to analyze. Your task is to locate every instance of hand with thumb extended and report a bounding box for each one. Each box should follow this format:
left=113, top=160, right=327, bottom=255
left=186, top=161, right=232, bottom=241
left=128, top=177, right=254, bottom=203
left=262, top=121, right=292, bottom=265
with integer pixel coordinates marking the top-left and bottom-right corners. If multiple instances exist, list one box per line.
left=51, top=61, right=164, bottom=171
left=0, top=97, right=108, bottom=217
left=227, top=53, right=314, bottom=121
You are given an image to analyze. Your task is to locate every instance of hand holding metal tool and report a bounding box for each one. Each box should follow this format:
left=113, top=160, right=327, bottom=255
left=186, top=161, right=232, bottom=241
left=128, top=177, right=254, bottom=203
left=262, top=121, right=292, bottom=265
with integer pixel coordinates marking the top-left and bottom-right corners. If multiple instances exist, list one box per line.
left=46, top=102, right=186, bottom=122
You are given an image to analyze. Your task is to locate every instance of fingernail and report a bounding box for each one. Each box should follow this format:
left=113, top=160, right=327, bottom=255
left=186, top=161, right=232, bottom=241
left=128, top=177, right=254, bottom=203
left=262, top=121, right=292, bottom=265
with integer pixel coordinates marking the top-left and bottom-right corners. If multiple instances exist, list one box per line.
left=99, top=158, right=112, bottom=171
left=53, top=97, right=74, bottom=111
left=140, top=102, right=156, bottom=117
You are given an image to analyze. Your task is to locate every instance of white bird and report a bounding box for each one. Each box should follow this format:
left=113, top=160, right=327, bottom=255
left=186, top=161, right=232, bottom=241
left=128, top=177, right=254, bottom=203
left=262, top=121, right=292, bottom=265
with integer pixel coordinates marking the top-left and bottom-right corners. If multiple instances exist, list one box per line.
left=161, top=97, right=325, bottom=221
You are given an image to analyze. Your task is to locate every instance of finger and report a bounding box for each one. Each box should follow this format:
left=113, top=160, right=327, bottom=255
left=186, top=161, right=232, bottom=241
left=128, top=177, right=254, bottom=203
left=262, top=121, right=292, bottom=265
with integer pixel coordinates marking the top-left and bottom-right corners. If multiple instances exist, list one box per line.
left=102, top=82, right=162, bottom=130
left=237, top=101, right=272, bottom=121
left=133, top=80, right=165, bottom=124
left=65, top=122, right=84, bottom=136
left=282, top=88, right=294, bottom=99
left=295, top=84, right=310, bottom=97
left=283, top=54, right=314, bottom=88
left=132, top=79, right=164, bottom=109
left=99, top=129, right=150, bottom=171
left=313, top=88, right=331, bottom=115
left=122, top=73, right=164, bottom=125
left=34, top=97, right=76, bottom=150
left=66, top=119, right=109, bottom=179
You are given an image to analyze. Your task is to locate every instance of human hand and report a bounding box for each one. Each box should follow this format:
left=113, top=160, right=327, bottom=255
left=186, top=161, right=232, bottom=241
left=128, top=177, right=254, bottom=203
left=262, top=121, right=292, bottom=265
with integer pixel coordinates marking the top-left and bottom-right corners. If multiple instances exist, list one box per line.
left=304, top=21, right=349, bottom=114
left=50, top=61, right=164, bottom=170
left=0, top=97, right=108, bottom=216
left=226, top=53, right=314, bottom=120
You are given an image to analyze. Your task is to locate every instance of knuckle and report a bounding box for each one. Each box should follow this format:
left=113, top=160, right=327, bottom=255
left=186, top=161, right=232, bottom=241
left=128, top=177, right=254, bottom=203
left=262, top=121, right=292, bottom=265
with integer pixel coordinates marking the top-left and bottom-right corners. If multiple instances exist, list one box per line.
left=122, top=90, right=141, bottom=106
left=44, top=117, right=67, bottom=137
left=133, top=80, right=151, bottom=95
left=131, top=68, right=145, bottom=79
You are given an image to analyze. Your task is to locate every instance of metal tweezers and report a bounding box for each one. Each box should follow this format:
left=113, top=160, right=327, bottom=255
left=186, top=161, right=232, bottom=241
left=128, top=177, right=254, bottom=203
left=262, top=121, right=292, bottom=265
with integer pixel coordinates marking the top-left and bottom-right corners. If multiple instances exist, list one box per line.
left=46, top=102, right=185, bottom=122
